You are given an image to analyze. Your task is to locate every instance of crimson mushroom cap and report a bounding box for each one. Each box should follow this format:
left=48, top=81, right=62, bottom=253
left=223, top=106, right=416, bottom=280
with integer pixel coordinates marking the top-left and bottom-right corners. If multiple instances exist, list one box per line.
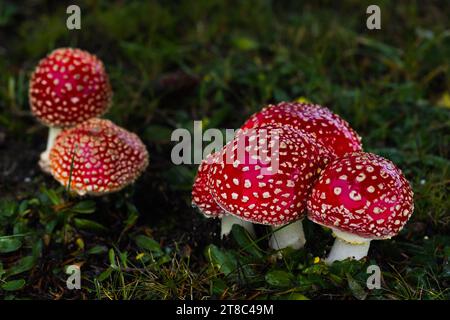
left=192, top=151, right=224, bottom=217
left=29, top=48, right=112, bottom=128
left=49, top=118, right=148, bottom=196
left=209, top=125, right=330, bottom=226
left=307, top=152, right=414, bottom=239
left=241, top=102, right=362, bottom=157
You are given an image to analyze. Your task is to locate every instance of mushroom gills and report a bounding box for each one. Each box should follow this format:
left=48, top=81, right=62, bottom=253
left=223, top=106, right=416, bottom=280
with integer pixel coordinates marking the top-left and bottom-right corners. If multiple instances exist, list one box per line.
left=269, top=219, right=306, bottom=250
left=220, top=214, right=256, bottom=238
left=39, top=126, right=62, bottom=173
left=325, top=228, right=371, bottom=265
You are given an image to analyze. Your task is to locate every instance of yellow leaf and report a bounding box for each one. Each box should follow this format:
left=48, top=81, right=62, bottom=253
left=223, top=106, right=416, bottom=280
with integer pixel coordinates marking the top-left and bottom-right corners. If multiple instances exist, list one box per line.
left=437, top=92, right=450, bottom=109
left=295, top=96, right=312, bottom=104
left=136, top=253, right=145, bottom=260
left=76, top=238, right=84, bottom=250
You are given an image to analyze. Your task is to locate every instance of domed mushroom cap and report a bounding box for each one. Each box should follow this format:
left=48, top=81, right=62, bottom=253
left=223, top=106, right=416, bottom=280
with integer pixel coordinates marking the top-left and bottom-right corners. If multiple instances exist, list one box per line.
left=49, top=118, right=148, bottom=196
left=242, top=102, right=362, bottom=157
left=192, top=152, right=224, bottom=217
left=209, top=125, right=329, bottom=226
left=29, top=48, right=112, bottom=127
left=307, top=152, right=414, bottom=239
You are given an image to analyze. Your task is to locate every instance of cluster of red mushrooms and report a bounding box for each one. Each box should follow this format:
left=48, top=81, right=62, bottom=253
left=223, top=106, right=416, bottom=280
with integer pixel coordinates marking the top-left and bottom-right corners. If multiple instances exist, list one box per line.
left=28, top=47, right=414, bottom=265
left=192, top=101, right=414, bottom=264
left=29, top=48, right=148, bottom=196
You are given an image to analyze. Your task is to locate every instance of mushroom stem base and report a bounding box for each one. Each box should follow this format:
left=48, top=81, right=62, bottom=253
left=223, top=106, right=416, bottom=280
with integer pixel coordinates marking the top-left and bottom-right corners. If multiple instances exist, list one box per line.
left=39, top=127, right=62, bottom=174
left=220, top=215, right=255, bottom=238
left=269, top=220, right=306, bottom=250
left=325, top=231, right=371, bottom=265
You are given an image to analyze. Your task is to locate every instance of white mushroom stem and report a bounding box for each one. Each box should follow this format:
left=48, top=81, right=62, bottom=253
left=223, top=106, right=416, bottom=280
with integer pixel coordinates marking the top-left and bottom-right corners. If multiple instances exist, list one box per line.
left=269, top=220, right=306, bottom=250
left=39, top=126, right=62, bottom=173
left=220, top=214, right=255, bottom=238
left=325, top=229, right=371, bottom=265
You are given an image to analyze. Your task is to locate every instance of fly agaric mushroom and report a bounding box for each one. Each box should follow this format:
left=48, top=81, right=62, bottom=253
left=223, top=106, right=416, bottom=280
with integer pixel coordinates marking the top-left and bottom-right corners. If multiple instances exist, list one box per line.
left=209, top=125, right=329, bottom=250
left=49, top=118, right=148, bottom=196
left=192, top=152, right=255, bottom=238
left=242, top=101, right=362, bottom=158
left=307, top=152, right=414, bottom=264
left=29, top=48, right=112, bottom=172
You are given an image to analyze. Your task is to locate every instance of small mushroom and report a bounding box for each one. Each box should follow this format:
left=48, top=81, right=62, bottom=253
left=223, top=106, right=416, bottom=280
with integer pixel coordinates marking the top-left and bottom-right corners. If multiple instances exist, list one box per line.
left=307, top=152, right=414, bottom=264
left=49, top=118, right=148, bottom=196
left=241, top=101, right=362, bottom=157
left=192, top=152, right=255, bottom=237
left=209, top=125, right=329, bottom=250
left=29, top=48, right=112, bottom=173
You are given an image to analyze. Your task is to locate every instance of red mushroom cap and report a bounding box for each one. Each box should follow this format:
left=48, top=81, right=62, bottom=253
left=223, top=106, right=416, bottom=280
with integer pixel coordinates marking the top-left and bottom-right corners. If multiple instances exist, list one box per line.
left=209, top=125, right=330, bottom=226
left=307, top=152, right=414, bottom=239
left=29, top=48, right=112, bottom=128
left=241, top=102, right=362, bottom=157
left=49, top=118, right=148, bottom=196
left=192, top=151, right=224, bottom=217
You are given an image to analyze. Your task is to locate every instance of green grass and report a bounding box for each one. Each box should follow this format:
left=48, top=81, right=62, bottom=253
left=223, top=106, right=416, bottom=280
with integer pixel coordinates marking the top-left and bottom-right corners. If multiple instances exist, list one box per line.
left=0, top=0, right=449, bottom=299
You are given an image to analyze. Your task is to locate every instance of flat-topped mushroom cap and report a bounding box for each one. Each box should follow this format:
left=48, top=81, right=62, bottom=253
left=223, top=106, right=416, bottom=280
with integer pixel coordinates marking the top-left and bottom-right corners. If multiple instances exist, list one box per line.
left=29, top=48, right=112, bottom=127
left=209, top=125, right=330, bottom=226
left=192, top=152, right=224, bottom=217
left=49, top=118, right=148, bottom=196
left=307, top=152, right=414, bottom=239
left=241, top=102, right=362, bottom=157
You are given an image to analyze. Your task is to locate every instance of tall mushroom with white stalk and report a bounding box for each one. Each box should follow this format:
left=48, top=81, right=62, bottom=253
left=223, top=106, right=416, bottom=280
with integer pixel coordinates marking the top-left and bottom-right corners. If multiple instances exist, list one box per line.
left=241, top=101, right=362, bottom=158
left=209, top=125, right=329, bottom=250
left=307, top=152, right=414, bottom=264
left=192, top=152, right=255, bottom=238
left=49, top=118, right=148, bottom=196
left=29, top=48, right=112, bottom=173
